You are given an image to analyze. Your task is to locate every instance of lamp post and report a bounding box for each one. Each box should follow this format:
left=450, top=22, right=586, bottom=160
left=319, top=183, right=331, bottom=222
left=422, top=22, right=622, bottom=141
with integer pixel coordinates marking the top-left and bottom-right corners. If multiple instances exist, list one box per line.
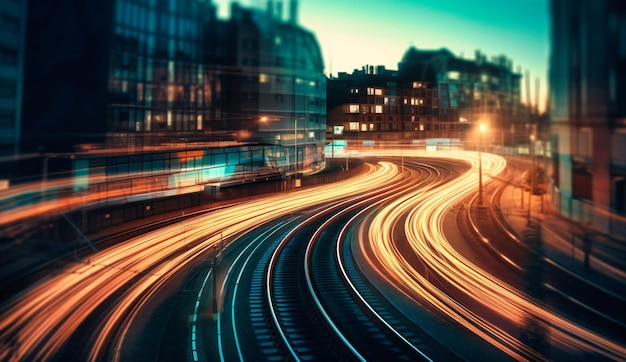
left=478, top=123, right=486, bottom=206
left=528, top=133, right=535, bottom=224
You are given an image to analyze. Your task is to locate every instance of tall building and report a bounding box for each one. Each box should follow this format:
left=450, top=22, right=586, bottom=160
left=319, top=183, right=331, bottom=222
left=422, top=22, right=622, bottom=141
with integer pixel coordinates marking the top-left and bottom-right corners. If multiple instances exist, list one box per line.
left=0, top=0, right=27, bottom=155
left=549, top=0, right=626, bottom=227
left=17, top=0, right=326, bottom=172
left=21, top=0, right=217, bottom=152
left=215, top=1, right=326, bottom=172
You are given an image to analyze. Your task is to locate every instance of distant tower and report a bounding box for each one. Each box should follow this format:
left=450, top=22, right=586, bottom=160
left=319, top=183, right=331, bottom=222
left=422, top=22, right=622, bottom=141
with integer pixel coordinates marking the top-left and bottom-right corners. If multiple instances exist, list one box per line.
left=267, top=0, right=274, bottom=18
left=276, top=0, right=283, bottom=21
left=289, top=0, right=298, bottom=24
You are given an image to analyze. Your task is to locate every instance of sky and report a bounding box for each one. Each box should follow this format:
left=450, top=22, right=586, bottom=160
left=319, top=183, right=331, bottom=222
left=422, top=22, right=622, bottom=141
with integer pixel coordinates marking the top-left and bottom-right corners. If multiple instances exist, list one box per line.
left=211, top=0, right=550, bottom=112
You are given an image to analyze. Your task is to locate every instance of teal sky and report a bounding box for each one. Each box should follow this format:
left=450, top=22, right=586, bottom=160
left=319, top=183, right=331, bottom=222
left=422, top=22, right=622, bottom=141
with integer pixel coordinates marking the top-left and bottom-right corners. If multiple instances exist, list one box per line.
left=212, top=0, right=550, bottom=111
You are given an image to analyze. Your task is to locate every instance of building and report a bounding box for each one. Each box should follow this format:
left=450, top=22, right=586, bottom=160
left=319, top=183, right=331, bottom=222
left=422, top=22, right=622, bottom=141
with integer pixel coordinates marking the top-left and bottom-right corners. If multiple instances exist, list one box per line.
left=327, top=65, right=445, bottom=142
left=327, top=47, right=524, bottom=146
left=0, top=0, right=27, bottom=155
left=17, top=0, right=325, bottom=173
left=549, top=0, right=626, bottom=229
left=399, top=47, right=524, bottom=147
left=215, top=1, right=327, bottom=173
left=20, top=0, right=218, bottom=153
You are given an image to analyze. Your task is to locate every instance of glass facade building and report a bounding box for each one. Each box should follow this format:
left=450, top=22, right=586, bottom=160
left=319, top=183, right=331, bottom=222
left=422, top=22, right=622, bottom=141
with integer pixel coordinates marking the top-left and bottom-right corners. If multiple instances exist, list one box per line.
left=19, top=0, right=326, bottom=173
left=108, top=0, right=217, bottom=145
left=216, top=2, right=326, bottom=173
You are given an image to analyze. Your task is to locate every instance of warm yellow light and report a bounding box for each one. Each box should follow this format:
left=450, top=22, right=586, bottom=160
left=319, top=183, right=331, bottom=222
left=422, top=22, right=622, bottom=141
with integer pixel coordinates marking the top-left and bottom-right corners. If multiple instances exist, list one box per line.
left=530, top=134, right=535, bottom=141
left=479, top=123, right=487, bottom=132
left=260, top=116, right=268, bottom=122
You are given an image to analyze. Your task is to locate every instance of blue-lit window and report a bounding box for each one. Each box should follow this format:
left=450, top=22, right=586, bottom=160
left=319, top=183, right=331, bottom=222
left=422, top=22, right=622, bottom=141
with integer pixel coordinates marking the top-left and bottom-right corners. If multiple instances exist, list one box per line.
left=169, top=16, right=176, bottom=35
left=148, top=10, right=156, bottom=32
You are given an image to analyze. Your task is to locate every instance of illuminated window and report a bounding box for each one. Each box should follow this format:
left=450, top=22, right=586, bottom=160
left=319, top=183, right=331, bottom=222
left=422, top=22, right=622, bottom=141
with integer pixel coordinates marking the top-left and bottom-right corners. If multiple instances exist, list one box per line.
left=350, top=88, right=359, bottom=94
left=367, top=87, right=374, bottom=95
left=419, top=124, right=424, bottom=131
left=412, top=82, right=422, bottom=88
left=349, top=122, right=359, bottom=131
left=361, top=123, right=367, bottom=131
left=349, top=104, right=359, bottom=113
left=577, top=128, right=593, bottom=158
left=168, top=60, right=175, bottom=82
left=447, top=71, right=460, bottom=80
left=374, top=88, right=382, bottom=95
left=259, top=73, right=268, bottom=83
left=146, top=111, right=152, bottom=131
left=375, top=105, right=383, bottom=113
left=369, top=123, right=374, bottom=131
left=197, top=114, right=203, bottom=130
left=403, top=98, right=408, bottom=104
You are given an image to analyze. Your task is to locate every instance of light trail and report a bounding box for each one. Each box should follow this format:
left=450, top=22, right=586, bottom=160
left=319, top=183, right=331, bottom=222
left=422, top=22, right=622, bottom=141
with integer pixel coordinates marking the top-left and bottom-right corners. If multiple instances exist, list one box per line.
left=0, top=161, right=399, bottom=361
left=361, top=149, right=626, bottom=360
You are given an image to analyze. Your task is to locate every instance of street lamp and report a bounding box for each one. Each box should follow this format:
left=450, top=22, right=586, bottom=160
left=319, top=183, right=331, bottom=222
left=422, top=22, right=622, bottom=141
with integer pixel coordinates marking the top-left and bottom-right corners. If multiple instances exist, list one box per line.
left=478, top=123, right=486, bottom=206
left=528, top=133, right=536, bottom=224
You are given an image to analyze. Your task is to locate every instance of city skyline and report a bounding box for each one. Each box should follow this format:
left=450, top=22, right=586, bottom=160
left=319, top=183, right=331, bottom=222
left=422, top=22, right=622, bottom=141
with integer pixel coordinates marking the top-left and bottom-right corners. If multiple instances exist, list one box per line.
left=213, top=0, right=550, bottom=112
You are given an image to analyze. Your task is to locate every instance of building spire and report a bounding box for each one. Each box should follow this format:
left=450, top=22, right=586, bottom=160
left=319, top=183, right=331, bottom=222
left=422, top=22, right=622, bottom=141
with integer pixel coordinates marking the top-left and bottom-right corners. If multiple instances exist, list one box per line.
left=289, top=0, right=298, bottom=24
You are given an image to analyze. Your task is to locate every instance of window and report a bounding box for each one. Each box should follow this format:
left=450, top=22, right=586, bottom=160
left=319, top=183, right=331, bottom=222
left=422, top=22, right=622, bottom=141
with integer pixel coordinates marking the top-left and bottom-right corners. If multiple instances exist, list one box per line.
left=412, top=82, right=423, bottom=88
left=375, top=105, right=383, bottom=113
left=0, top=81, right=16, bottom=97
left=0, top=47, right=18, bottom=66
left=447, top=71, right=460, bottom=80
left=374, top=88, right=382, bottom=95
left=349, top=104, right=359, bottom=113
left=0, top=14, right=20, bottom=34
left=349, top=122, right=359, bottom=131
left=275, top=94, right=283, bottom=102
left=577, top=128, right=593, bottom=159
left=0, top=111, right=13, bottom=128
left=350, top=88, right=359, bottom=94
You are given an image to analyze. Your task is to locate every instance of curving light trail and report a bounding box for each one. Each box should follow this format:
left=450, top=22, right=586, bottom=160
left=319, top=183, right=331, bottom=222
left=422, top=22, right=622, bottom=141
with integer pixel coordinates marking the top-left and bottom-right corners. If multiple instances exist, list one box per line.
left=0, top=162, right=400, bottom=361
left=361, top=149, right=626, bottom=361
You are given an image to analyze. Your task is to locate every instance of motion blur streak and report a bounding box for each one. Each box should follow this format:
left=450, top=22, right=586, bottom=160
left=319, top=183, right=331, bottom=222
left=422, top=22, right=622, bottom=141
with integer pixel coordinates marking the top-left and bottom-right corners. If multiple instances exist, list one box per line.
left=363, top=150, right=626, bottom=360
left=0, top=162, right=399, bottom=361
